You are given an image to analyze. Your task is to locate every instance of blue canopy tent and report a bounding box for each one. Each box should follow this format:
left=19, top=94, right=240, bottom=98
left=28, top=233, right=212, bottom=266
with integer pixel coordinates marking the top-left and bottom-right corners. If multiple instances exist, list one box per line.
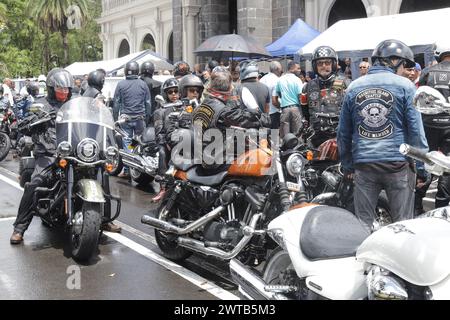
left=266, top=18, right=320, bottom=57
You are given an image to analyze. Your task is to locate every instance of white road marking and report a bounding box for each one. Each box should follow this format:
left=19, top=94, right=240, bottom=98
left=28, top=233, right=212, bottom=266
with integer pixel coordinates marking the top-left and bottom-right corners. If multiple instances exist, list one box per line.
left=0, top=217, right=16, bottom=222
left=0, top=170, right=239, bottom=300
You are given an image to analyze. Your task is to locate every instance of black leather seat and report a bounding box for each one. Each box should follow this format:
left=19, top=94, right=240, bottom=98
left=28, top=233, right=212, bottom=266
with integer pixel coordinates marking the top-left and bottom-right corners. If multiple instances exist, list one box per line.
left=300, top=206, right=370, bottom=260
left=186, top=166, right=228, bottom=186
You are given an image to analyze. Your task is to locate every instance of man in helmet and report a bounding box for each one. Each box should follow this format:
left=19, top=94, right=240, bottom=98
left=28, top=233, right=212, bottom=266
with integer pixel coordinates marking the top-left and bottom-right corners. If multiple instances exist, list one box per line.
left=83, top=69, right=106, bottom=99
left=173, top=61, right=191, bottom=80
left=113, top=61, right=151, bottom=178
left=178, top=74, right=204, bottom=107
left=238, top=60, right=270, bottom=114
left=151, top=78, right=182, bottom=202
left=415, top=41, right=450, bottom=211
left=140, top=61, right=161, bottom=118
left=301, top=46, right=351, bottom=147
left=337, top=39, right=428, bottom=232
left=10, top=68, right=75, bottom=244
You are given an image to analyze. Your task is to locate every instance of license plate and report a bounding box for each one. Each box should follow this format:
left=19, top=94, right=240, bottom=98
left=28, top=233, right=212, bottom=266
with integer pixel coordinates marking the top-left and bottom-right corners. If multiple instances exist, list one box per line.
left=287, top=182, right=301, bottom=192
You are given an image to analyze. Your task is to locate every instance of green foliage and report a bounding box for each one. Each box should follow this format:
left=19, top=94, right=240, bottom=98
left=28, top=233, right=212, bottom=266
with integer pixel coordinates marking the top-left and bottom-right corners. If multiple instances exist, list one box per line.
left=0, top=0, right=102, bottom=78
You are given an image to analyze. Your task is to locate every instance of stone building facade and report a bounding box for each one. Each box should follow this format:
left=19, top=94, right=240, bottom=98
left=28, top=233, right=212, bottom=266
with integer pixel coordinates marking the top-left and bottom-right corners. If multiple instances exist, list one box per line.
left=98, top=0, right=449, bottom=66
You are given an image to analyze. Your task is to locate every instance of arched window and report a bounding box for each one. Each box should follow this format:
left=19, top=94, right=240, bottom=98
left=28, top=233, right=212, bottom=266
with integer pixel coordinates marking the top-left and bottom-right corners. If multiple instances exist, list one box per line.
left=168, top=32, right=173, bottom=63
left=400, top=0, right=450, bottom=13
left=328, top=0, right=367, bottom=28
left=141, top=34, right=156, bottom=51
left=118, top=39, right=130, bottom=58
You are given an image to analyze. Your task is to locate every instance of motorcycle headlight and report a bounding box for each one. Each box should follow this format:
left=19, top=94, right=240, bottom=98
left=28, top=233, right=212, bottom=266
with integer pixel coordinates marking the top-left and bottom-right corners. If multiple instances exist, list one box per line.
left=57, top=141, right=72, bottom=157
left=77, top=138, right=99, bottom=162
left=105, top=146, right=119, bottom=160
left=266, top=229, right=286, bottom=250
left=366, top=266, right=408, bottom=300
left=286, top=154, right=305, bottom=177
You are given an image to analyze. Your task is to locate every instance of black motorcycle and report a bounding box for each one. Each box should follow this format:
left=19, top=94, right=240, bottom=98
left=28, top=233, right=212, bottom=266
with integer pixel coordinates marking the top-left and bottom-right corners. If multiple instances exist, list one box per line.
left=0, top=103, right=14, bottom=161
left=25, top=97, right=121, bottom=261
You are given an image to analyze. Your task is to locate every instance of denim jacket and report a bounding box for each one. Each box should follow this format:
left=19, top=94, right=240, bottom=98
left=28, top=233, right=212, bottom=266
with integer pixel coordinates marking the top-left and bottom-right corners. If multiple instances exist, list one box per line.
left=337, top=66, right=429, bottom=174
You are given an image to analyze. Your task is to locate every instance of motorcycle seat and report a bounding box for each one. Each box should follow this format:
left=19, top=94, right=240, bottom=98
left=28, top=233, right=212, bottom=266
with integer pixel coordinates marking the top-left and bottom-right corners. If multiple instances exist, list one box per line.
left=186, top=165, right=228, bottom=186
left=300, top=206, right=370, bottom=261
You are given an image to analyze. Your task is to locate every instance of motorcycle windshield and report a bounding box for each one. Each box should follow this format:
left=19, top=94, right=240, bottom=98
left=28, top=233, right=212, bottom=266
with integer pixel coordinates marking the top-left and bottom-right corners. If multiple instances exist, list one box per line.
left=56, top=97, right=116, bottom=153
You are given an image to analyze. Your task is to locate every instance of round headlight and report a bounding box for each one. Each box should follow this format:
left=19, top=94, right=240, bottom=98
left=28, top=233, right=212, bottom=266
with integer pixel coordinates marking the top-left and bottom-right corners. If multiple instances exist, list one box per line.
left=77, top=138, right=99, bottom=162
left=106, top=146, right=119, bottom=160
left=286, top=153, right=305, bottom=177
left=57, top=141, right=72, bottom=157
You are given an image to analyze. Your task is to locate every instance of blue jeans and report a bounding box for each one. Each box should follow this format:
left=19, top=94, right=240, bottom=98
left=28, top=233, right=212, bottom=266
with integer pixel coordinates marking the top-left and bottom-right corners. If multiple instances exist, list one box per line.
left=354, top=164, right=415, bottom=231
left=121, top=118, right=145, bottom=172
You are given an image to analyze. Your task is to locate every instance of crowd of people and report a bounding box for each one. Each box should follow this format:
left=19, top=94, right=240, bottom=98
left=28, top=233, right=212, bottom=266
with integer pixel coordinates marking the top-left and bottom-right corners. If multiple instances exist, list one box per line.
left=4, top=37, right=450, bottom=243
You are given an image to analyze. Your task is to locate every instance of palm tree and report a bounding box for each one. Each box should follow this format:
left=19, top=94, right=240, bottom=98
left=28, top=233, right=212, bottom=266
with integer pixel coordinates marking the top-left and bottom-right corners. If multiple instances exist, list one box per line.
left=28, top=0, right=90, bottom=68
left=0, top=2, right=7, bottom=27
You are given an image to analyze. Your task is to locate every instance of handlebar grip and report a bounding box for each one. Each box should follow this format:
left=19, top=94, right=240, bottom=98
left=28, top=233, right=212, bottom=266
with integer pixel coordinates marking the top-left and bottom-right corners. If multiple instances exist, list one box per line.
left=399, top=144, right=434, bottom=165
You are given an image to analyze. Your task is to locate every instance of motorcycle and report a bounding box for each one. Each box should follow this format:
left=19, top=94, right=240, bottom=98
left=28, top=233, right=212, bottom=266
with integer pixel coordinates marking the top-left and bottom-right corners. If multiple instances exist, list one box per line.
left=230, top=86, right=450, bottom=300
left=25, top=97, right=121, bottom=261
left=0, top=103, right=14, bottom=161
left=141, top=125, right=303, bottom=266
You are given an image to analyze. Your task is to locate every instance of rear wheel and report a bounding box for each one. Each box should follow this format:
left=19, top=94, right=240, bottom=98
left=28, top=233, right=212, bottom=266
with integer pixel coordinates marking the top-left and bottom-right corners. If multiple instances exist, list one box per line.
left=154, top=193, right=192, bottom=262
left=71, top=202, right=102, bottom=261
left=0, top=132, right=11, bottom=161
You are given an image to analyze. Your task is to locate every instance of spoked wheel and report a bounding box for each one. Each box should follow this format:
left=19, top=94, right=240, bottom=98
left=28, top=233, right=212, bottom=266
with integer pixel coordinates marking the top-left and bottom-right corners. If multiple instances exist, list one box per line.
left=0, top=132, right=11, bottom=162
left=154, top=195, right=192, bottom=262
left=71, top=202, right=102, bottom=261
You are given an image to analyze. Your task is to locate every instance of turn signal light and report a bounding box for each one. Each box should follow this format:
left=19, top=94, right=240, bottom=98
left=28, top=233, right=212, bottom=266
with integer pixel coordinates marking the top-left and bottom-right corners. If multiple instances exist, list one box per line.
left=306, top=151, right=314, bottom=161
left=59, top=159, right=68, bottom=168
left=186, top=105, right=193, bottom=113
left=105, top=163, right=114, bottom=173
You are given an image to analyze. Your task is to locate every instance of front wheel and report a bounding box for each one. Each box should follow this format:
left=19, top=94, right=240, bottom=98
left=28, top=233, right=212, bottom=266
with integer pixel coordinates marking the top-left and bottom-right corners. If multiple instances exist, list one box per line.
left=154, top=193, right=192, bottom=262
left=71, top=202, right=102, bottom=261
left=0, top=132, right=11, bottom=162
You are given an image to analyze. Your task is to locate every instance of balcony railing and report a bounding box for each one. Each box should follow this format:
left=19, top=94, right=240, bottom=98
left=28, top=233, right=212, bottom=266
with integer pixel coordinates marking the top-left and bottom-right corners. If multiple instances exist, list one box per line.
left=102, top=0, right=143, bottom=14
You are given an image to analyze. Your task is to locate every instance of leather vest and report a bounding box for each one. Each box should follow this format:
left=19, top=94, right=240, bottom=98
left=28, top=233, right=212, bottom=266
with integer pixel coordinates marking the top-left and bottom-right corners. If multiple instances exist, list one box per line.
left=192, top=97, right=227, bottom=135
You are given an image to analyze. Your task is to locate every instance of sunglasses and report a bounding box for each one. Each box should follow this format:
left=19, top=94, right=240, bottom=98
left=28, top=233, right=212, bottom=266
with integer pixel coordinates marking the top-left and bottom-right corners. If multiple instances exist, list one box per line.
left=167, top=89, right=178, bottom=95
left=188, top=88, right=200, bottom=93
left=359, top=66, right=368, bottom=69
left=316, top=60, right=332, bottom=67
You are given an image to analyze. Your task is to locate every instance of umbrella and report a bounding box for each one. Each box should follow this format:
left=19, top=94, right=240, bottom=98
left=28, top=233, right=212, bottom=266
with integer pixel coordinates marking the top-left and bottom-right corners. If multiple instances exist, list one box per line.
left=194, top=34, right=272, bottom=60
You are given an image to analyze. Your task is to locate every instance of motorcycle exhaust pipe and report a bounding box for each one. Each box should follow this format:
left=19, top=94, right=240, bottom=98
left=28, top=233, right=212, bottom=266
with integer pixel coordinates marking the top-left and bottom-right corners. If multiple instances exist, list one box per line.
left=229, top=259, right=290, bottom=300
left=175, top=213, right=262, bottom=260
left=141, top=206, right=225, bottom=235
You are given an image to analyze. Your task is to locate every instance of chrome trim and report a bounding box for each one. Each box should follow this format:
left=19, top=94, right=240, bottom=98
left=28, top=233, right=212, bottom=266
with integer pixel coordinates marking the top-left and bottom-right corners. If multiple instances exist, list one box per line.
left=77, top=138, right=99, bottom=162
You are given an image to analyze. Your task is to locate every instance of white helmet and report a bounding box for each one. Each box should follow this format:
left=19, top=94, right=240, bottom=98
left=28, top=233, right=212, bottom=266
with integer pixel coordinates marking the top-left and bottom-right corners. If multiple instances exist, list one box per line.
left=38, top=74, right=47, bottom=83
left=434, top=41, right=450, bottom=63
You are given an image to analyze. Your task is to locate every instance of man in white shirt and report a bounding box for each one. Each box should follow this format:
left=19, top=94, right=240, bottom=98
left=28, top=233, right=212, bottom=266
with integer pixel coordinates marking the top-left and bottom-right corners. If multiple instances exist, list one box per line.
left=260, top=61, right=283, bottom=129
left=2, top=78, right=14, bottom=106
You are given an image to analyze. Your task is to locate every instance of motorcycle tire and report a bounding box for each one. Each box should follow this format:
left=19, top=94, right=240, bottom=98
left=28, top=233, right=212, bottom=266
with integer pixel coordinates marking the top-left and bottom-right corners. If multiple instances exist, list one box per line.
left=19, top=168, right=33, bottom=188
left=154, top=194, right=192, bottom=262
left=71, top=202, right=102, bottom=261
left=0, top=132, right=11, bottom=162
left=130, top=146, right=154, bottom=186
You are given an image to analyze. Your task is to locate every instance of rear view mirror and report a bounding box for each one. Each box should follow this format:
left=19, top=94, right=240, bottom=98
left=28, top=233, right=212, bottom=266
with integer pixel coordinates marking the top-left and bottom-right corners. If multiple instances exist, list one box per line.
left=155, top=95, right=165, bottom=105
left=413, top=86, right=450, bottom=115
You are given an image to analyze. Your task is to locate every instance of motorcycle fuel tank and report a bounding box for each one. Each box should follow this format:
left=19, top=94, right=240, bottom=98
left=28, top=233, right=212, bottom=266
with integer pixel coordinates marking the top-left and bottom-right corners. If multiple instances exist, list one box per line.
left=356, top=217, right=450, bottom=286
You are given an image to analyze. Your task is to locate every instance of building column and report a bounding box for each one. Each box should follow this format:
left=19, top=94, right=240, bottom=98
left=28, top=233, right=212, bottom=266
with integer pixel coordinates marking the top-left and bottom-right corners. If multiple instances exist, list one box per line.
left=182, top=0, right=201, bottom=66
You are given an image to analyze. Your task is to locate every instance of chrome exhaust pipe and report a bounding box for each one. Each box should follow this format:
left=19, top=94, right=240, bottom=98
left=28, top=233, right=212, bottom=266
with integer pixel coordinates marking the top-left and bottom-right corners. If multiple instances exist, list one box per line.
left=311, top=192, right=337, bottom=204
left=229, top=259, right=290, bottom=300
left=141, top=206, right=225, bottom=235
left=176, top=214, right=262, bottom=260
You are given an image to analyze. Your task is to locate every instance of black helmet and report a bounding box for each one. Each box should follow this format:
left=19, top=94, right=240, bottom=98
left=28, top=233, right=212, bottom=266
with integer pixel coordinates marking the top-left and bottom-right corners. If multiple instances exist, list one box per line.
left=124, top=61, right=139, bottom=77
left=46, top=68, right=74, bottom=102
left=178, top=74, right=204, bottom=98
left=87, top=69, right=105, bottom=91
left=312, top=46, right=338, bottom=75
left=207, top=60, right=219, bottom=72
left=371, top=39, right=415, bottom=69
left=161, top=78, right=179, bottom=101
left=26, top=81, right=40, bottom=97
left=173, top=61, right=191, bottom=78
left=140, top=61, right=155, bottom=76
left=239, top=60, right=259, bottom=80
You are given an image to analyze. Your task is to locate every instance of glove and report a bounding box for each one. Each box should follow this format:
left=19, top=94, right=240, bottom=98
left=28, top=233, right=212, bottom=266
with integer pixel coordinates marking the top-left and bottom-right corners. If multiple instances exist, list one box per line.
left=259, top=113, right=271, bottom=128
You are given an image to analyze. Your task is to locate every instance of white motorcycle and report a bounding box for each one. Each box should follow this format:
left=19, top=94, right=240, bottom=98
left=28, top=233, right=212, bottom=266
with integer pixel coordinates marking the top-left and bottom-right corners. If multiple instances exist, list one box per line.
left=230, top=87, right=450, bottom=300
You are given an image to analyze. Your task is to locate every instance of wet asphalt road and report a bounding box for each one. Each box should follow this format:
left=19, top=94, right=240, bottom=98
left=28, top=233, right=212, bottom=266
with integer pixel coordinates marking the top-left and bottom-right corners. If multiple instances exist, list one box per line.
left=0, top=152, right=238, bottom=300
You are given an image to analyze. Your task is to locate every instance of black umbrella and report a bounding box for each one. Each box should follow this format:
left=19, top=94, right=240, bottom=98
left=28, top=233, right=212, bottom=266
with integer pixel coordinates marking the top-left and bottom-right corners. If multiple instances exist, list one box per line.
left=194, top=34, right=272, bottom=60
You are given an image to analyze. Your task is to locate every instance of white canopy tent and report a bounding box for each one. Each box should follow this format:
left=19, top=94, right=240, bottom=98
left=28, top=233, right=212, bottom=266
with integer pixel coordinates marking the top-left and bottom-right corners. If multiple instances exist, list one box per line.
left=298, top=8, right=450, bottom=78
left=65, top=50, right=173, bottom=77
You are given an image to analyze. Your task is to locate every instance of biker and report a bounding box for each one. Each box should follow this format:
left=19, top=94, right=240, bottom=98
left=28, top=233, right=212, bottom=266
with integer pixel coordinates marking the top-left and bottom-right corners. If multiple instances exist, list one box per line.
left=301, top=46, right=351, bottom=147
left=10, top=68, right=74, bottom=244
left=83, top=69, right=106, bottom=99
left=113, top=61, right=151, bottom=179
left=139, top=61, right=161, bottom=119
left=178, top=74, right=204, bottom=107
left=173, top=61, right=191, bottom=80
left=14, top=81, right=40, bottom=120
left=415, top=41, right=450, bottom=211
left=151, top=78, right=182, bottom=202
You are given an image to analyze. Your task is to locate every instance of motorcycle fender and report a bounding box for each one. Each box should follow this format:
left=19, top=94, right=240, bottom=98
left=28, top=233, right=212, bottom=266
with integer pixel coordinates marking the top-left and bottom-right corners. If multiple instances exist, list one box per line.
left=76, top=179, right=105, bottom=203
left=305, top=272, right=367, bottom=300
left=21, top=156, right=35, bottom=170
left=429, top=274, right=450, bottom=300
